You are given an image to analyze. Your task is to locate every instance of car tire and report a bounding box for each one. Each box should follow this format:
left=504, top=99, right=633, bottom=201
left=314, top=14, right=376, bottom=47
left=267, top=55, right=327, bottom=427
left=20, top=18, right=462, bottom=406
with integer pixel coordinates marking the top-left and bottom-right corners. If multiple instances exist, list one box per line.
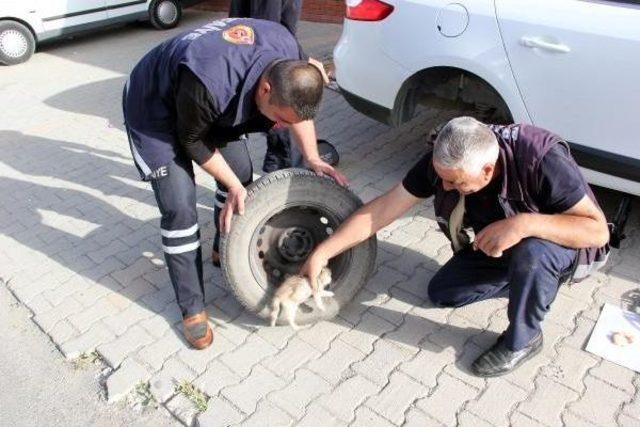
left=0, top=21, right=36, bottom=66
left=220, top=168, right=377, bottom=325
left=149, top=0, right=182, bottom=30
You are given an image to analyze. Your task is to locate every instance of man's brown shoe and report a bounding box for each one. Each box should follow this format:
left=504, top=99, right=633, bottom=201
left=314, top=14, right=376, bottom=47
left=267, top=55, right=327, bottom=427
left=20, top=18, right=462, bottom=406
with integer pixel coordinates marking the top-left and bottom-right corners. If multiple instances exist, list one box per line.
left=183, top=311, right=213, bottom=350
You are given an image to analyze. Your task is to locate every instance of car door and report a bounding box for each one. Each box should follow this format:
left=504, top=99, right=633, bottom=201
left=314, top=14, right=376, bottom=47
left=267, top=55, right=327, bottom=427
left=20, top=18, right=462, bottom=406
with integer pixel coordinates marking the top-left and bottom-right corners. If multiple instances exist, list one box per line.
left=38, top=0, right=107, bottom=33
left=106, top=0, right=148, bottom=20
left=495, top=0, right=640, bottom=179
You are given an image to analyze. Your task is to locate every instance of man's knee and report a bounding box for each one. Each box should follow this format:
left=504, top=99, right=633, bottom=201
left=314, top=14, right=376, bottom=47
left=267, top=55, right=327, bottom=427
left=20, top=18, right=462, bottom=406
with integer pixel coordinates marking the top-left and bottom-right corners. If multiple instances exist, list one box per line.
left=509, top=238, right=573, bottom=278
left=427, top=274, right=458, bottom=307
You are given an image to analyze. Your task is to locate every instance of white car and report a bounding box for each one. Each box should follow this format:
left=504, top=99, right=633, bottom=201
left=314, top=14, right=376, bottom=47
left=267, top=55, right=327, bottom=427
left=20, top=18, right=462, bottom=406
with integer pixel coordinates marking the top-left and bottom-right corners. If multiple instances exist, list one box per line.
left=334, top=0, right=640, bottom=196
left=0, top=0, right=203, bottom=65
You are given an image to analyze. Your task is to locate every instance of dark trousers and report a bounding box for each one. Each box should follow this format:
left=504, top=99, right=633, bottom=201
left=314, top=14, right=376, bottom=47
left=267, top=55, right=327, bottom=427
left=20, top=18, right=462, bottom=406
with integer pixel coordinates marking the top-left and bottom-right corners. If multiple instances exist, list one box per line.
left=147, top=155, right=205, bottom=317
left=229, top=0, right=303, bottom=35
left=263, top=127, right=304, bottom=173
left=124, top=84, right=204, bottom=317
left=127, top=135, right=254, bottom=316
left=427, top=238, right=576, bottom=350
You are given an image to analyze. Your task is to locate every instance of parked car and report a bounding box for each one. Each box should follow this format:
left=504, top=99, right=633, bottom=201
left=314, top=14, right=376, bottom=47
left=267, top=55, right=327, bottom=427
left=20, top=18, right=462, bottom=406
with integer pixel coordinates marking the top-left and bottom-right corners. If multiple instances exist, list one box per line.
left=0, top=0, right=204, bottom=65
left=334, top=0, right=640, bottom=196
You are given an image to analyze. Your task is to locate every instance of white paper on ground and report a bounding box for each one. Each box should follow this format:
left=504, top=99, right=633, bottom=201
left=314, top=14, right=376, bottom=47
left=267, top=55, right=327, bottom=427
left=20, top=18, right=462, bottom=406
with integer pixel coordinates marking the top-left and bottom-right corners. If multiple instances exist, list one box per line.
left=586, top=303, right=640, bottom=373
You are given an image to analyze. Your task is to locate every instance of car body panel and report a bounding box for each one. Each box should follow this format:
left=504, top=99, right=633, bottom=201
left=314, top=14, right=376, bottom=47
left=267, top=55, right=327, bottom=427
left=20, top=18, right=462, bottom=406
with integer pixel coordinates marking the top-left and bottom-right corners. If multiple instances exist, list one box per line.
left=37, top=0, right=108, bottom=34
left=0, top=1, right=45, bottom=35
left=105, top=0, right=149, bottom=20
left=495, top=0, right=640, bottom=162
left=334, top=0, right=640, bottom=195
left=1, top=1, right=202, bottom=42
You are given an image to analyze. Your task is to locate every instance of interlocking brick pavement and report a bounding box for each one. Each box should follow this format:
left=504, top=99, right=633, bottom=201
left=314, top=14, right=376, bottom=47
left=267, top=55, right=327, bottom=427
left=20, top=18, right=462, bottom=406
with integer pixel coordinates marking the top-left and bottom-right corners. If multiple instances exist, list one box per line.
left=1, top=9, right=639, bottom=426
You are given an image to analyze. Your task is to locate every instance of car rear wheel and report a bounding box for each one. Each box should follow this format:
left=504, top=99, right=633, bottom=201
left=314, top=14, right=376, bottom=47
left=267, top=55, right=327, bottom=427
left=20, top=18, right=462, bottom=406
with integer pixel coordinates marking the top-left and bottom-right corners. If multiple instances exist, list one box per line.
left=221, top=169, right=377, bottom=325
left=149, top=0, right=182, bottom=30
left=0, top=21, right=35, bottom=66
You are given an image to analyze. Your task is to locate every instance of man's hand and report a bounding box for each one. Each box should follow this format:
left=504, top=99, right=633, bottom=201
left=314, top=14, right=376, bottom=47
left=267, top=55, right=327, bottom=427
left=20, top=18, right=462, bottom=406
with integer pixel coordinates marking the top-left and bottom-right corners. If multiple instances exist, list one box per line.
left=219, top=185, right=247, bottom=234
left=300, top=251, right=329, bottom=293
left=473, top=215, right=528, bottom=257
left=308, top=158, right=348, bottom=186
left=307, top=58, right=330, bottom=85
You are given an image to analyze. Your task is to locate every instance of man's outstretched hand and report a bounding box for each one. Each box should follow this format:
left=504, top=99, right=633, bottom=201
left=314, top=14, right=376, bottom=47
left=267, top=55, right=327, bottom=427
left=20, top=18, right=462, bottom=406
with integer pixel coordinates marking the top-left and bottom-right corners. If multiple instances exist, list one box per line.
left=300, top=251, right=329, bottom=293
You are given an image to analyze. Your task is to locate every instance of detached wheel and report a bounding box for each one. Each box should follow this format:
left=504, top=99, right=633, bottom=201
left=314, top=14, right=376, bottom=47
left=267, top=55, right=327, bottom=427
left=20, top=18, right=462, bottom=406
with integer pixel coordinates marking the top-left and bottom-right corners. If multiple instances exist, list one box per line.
left=149, top=0, right=182, bottom=30
left=0, top=21, right=35, bottom=66
left=221, top=169, right=377, bottom=325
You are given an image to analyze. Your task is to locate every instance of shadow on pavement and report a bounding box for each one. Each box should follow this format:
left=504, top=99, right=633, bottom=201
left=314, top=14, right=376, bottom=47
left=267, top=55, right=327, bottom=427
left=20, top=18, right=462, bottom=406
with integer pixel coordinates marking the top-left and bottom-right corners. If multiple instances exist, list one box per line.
left=0, top=131, right=221, bottom=347
left=45, top=78, right=128, bottom=131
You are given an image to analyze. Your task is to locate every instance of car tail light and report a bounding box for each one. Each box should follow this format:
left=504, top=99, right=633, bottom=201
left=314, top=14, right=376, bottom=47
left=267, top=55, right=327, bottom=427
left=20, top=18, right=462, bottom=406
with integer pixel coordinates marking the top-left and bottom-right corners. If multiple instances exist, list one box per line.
left=346, top=0, right=394, bottom=21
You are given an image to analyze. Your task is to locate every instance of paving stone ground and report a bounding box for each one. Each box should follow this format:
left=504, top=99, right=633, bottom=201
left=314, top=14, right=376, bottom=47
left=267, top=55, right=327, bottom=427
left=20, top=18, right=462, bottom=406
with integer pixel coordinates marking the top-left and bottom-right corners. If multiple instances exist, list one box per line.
left=1, top=9, right=640, bottom=427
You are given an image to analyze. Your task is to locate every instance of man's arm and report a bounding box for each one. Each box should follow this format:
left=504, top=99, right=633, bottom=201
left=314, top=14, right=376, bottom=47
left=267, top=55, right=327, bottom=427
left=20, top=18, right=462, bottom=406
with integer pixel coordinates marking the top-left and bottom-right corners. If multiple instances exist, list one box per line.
left=519, top=195, right=609, bottom=248
left=199, top=151, right=247, bottom=233
left=176, top=67, right=219, bottom=165
left=175, top=67, right=246, bottom=232
left=289, top=119, right=320, bottom=161
left=474, top=195, right=609, bottom=257
left=475, top=144, right=609, bottom=257
left=301, top=183, right=422, bottom=286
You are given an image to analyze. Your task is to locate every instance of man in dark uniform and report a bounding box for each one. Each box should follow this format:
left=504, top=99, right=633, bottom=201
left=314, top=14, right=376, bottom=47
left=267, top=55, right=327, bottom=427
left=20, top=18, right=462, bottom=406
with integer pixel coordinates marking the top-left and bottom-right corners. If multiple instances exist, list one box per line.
left=302, top=116, right=609, bottom=376
left=123, top=17, right=345, bottom=349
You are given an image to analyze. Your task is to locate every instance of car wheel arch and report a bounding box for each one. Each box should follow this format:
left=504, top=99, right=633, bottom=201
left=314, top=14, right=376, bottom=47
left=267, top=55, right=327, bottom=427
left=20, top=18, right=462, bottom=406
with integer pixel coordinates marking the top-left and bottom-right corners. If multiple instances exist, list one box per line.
left=0, top=18, right=38, bottom=65
left=391, top=66, right=515, bottom=126
left=0, top=17, right=38, bottom=43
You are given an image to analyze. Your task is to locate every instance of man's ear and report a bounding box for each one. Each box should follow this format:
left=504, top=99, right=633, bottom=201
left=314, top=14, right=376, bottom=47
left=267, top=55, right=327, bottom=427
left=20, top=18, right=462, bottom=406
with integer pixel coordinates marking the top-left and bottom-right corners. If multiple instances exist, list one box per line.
left=482, top=163, right=494, bottom=180
left=258, top=79, right=272, bottom=98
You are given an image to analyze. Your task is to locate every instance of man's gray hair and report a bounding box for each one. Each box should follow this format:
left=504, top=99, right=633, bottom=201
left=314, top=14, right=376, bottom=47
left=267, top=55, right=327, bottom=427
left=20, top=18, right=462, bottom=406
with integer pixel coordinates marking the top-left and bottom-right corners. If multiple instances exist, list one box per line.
left=433, top=117, right=499, bottom=173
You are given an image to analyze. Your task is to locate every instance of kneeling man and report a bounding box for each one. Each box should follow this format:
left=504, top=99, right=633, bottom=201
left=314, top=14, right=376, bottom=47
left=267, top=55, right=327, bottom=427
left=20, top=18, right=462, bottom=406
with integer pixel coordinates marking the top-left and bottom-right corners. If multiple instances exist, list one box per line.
left=302, top=117, right=610, bottom=376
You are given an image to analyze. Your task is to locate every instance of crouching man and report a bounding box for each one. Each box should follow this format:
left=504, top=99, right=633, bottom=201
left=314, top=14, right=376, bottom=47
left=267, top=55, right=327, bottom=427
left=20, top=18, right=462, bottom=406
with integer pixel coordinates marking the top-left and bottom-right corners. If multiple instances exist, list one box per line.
left=302, top=117, right=609, bottom=376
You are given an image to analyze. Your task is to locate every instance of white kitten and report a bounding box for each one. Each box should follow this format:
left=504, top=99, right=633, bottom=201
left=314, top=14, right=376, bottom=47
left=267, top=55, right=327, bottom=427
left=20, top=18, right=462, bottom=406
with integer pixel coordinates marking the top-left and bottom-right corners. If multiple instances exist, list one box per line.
left=269, top=267, right=334, bottom=330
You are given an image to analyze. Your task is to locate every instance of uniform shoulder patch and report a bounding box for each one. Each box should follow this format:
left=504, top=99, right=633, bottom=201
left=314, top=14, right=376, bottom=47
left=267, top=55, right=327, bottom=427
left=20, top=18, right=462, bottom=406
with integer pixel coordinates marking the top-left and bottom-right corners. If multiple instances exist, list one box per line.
left=222, top=25, right=255, bottom=45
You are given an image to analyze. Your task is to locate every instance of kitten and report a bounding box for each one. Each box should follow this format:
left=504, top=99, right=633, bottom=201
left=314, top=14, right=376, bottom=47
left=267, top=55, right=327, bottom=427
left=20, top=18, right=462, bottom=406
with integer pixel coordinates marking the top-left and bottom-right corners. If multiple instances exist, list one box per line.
left=269, top=267, right=334, bottom=330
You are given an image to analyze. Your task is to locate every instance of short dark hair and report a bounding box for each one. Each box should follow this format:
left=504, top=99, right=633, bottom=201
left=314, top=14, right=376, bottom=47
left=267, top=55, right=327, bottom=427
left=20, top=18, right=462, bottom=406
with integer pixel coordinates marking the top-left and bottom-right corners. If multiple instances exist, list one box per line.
left=264, top=60, right=324, bottom=120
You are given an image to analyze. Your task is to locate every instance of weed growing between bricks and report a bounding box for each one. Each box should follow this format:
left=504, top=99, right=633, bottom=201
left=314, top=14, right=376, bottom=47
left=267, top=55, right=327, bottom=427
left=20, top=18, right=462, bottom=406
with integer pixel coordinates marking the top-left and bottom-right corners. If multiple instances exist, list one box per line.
left=71, top=350, right=101, bottom=369
left=70, top=350, right=113, bottom=402
left=176, top=380, right=209, bottom=412
left=130, top=381, right=158, bottom=411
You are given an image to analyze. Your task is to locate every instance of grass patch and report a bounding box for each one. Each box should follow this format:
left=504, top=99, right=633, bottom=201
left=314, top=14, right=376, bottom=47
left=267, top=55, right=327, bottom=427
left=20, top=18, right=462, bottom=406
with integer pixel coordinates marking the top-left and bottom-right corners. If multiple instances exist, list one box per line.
left=133, top=381, right=158, bottom=409
left=72, top=351, right=101, bottom=369
left=176, top=380, right=209, bottom=413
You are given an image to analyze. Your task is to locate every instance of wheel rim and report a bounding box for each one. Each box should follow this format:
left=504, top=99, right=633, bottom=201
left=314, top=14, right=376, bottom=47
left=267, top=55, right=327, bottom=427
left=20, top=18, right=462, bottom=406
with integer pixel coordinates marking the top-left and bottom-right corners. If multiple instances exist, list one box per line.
left=157, top=1, right=178, bottom=24
left=0, top=29, right=28, bottom=59
left=249, top=203, right=350, bottom=293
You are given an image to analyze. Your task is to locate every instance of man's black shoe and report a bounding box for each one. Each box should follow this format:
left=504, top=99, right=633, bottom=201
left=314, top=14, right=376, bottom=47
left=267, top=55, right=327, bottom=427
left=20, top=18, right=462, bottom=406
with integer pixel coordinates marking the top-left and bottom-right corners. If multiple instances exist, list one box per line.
left=471, top=333, right=543, bottom=377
